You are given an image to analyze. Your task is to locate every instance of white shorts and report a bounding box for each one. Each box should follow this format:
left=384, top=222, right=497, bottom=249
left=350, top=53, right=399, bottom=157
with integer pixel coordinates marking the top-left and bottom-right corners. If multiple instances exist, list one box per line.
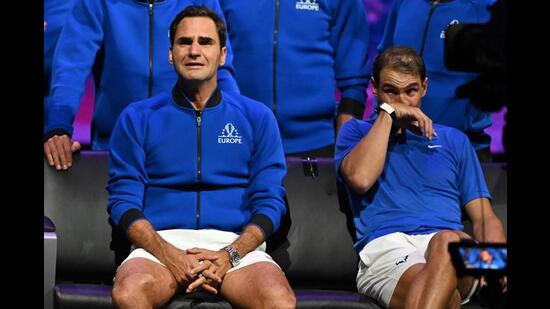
left=356, top=232, right=478, bottom=307
left=356, top=232, right=436, bottom=307
left=119, top=229, right=279, bottom=274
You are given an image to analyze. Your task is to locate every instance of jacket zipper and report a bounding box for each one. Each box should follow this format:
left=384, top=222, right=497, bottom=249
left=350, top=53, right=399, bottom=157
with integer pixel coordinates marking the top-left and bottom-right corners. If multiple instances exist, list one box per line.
left=195, top=110, right=203, bottom=229
left=272, top=0, right=280, bottom=115
left=420, top=0, right=440, bottom=57
left=148, top=0, right=154, bottom=97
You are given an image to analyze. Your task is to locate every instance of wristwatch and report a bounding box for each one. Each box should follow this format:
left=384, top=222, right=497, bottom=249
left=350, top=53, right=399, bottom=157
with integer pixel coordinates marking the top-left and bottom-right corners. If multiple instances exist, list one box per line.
left=376, top=102, right=396, bottom=121
left=222, top=245, right=241, bottom=267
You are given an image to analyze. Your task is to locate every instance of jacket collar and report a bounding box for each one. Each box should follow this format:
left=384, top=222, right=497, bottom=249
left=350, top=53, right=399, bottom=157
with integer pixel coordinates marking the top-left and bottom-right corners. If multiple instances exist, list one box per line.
left=172, top=79, right=222, bottom=110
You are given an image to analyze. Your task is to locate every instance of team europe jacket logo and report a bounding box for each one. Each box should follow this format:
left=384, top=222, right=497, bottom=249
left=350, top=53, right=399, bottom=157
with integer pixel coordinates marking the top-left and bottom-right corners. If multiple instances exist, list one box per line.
left=218, top=123, right=242, bottom=144
left=296, top=0, right=319, bottom=11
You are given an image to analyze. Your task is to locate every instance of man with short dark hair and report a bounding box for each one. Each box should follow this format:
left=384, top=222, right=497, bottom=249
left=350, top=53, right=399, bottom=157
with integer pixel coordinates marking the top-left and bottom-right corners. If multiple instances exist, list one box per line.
left=335, top=46, right=506, bottom=308
left=44, top=0, right=240, bottom=171
left=108, top=6, right=295, bottom=309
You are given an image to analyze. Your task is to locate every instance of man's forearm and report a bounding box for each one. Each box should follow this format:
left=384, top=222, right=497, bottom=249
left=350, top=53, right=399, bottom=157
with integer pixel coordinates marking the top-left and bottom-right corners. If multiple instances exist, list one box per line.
left=341, top=112, right=393, bottom=194
left=126, top=219, right=171, bottom=261
left=228, top=224, right=265, bottom=258
left=473, top=216, right=506, bottom=243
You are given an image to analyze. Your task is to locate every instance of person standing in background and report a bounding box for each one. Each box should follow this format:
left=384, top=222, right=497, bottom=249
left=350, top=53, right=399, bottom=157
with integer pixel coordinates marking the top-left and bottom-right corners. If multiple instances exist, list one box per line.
left=44, top=0, right=77, bottom=97
left=377, top=0, right=496, bottom=162
left=220, top=0, right=370, bottom=157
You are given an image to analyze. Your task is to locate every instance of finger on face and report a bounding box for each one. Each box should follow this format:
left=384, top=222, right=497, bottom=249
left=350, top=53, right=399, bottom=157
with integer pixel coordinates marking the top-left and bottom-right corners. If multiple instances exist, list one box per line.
left=427, top=119, right=434, bottom=140
left=407, top=122, right=423, bottom=136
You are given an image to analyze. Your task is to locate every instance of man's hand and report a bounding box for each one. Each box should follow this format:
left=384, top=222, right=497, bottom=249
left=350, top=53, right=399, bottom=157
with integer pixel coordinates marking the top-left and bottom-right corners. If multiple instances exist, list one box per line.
left=391, top=103, right=436, bottom=139
left=160, top=245, right=216, bottom=288
left=44, top=134, right=81, bottom=171
left=185, top=247, right=233, bottom=294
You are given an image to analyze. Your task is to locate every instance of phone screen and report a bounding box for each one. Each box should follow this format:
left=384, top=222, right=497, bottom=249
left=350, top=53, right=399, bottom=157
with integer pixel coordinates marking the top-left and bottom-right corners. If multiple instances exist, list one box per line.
left=449, top=242, right=507, bottom=275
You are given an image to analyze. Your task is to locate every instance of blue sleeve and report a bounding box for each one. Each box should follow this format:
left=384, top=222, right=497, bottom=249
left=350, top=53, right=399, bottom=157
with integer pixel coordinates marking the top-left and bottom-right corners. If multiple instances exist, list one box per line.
left=203, top=0, right=240, bottom=94
left=44, top=0, right=77, bottom=79
left=334, top=119, right=368, bottom=183
left=331, top=0, right=370, bottom=104
left=106, top=106, right=148, bottom=234
left=455, top=132, right=491, bottom=207
left=247, top=109, right=287, bottom=236
left=472, top=0, right=494, bottom=23
left=45, top=0, right=104, bottom=137
left=377, top=0, right=402, bottom=52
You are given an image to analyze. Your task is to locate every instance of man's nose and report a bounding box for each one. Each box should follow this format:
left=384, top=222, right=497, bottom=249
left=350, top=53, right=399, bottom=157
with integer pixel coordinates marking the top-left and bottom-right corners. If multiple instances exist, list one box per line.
left=394, top=93, right=408, bottom=105
left=189, top=41, right=201, bottom=56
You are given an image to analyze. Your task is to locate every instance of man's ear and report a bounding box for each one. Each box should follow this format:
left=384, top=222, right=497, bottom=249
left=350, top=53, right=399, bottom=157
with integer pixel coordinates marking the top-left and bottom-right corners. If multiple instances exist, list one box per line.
left=421, top=77, right=428, bottom=97
left=168, top=49, right=173, bottom=64
left=219, top=46, right=227, bottom=66
left=371, top=77, right=378, bottom=97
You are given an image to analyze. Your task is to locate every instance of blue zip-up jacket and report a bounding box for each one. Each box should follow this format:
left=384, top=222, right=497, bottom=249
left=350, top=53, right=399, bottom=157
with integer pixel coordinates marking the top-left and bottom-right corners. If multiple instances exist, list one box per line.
left=45, top=0, right=240, bottom=151
left=220, top=0, right=370, bottom=154
left=107, top=84, right=287, bottom=238
left=44, top=0, right=77, bottom=96
left=379, top=0, right=494, bottom=150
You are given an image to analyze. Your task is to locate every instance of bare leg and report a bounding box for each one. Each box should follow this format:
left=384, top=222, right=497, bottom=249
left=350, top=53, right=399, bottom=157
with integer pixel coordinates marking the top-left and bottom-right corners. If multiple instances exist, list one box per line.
left=220, top=262, right=296, bottom=309
left=112, top=258, right=179, bottom=309
left=389, top=230, right=471, bottom=309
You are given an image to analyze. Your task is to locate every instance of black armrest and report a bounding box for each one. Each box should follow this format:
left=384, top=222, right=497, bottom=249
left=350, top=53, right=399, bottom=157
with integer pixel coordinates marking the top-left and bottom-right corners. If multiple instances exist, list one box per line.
left=44, top=215, right=56, bottom=233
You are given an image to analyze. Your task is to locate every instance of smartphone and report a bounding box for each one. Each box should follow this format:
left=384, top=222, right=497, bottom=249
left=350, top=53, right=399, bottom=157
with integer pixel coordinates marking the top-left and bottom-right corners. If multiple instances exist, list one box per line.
left=448, top=242, right=507, bottom=276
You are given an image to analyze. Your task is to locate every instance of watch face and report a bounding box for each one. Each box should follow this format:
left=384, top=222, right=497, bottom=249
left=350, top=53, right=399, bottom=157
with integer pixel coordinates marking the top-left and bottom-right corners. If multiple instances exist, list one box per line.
left=224, top=245, right=240, bottom=267
left=230, top=251, right=240, bottom=266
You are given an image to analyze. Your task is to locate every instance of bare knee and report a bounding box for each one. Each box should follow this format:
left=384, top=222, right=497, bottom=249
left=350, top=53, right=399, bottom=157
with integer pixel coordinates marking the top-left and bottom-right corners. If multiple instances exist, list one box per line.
left=112, top=273, right=156, bottom=309
left=430, top=230, right=462, bottom=250
left=263, top=285, right=296, bottom=309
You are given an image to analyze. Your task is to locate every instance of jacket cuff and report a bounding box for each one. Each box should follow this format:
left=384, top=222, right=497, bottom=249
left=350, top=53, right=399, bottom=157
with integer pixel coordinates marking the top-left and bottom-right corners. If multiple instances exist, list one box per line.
left=338, top=98, right=365, bottom=119
left=249, top=214, right=274, bottom=240
left=119, top=209, right=145, bottom=236
left=44, top=129, right=72, bottom=143
left=45, top=106, right=76, bottom=135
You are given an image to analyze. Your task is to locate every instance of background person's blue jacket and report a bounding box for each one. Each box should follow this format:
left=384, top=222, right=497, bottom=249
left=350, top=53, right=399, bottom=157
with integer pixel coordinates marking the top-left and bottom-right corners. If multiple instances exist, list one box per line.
left=45, top=0, right=240, bottom=151
left=220, top=0, right=370, bottom=154
left=44, top=0, right=77, bottom=97
left=107, top=86, right=287, bottom=239
left=378, top=0, right=495, bottom=150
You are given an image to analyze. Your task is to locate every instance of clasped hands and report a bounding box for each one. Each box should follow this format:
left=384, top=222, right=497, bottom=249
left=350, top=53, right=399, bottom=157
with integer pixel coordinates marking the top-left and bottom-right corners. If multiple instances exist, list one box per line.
left=181, top=247, right=233, bottom=295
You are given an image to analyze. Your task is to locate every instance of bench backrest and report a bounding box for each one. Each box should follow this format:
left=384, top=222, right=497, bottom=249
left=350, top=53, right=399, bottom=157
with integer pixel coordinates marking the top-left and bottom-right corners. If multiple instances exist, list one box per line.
left=44, top=152, right=507, bottom=286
